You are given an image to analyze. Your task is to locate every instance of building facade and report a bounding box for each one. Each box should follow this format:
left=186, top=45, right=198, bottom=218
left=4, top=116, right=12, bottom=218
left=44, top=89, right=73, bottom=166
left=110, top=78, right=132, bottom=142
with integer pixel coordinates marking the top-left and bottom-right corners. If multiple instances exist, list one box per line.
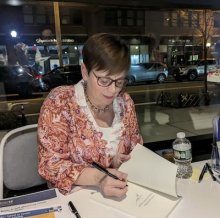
left=1, top=3, right=220, bottom=72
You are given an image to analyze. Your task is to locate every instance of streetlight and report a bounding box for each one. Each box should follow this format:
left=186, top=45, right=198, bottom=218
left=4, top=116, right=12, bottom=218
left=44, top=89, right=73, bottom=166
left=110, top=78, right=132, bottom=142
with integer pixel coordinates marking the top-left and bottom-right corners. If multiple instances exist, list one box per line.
left=10, top=30, right=17, bottom=38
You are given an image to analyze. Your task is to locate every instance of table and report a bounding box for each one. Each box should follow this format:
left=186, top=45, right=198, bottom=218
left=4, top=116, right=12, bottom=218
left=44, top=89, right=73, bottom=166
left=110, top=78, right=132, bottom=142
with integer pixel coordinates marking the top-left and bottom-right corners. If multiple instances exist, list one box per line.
left=62, top=160, right=220, bottom=218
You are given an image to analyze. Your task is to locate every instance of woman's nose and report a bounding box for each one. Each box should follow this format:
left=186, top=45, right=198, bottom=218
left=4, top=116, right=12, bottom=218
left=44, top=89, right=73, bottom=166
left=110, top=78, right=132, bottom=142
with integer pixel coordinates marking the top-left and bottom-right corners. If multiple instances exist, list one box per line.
left=108, top=81, right=117, bottom=93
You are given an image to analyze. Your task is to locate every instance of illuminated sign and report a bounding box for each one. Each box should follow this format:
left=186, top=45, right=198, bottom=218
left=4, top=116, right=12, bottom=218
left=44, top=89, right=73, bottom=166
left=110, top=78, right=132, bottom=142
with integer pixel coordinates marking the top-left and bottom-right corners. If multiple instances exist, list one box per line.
left=36, top=38, right=75, bottom=44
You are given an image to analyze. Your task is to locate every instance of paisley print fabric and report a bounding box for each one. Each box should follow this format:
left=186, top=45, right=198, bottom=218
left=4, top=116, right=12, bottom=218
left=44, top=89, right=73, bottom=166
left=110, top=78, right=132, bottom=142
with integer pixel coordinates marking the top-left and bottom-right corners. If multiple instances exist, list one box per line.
left=38, top=81, right=143, bottom=194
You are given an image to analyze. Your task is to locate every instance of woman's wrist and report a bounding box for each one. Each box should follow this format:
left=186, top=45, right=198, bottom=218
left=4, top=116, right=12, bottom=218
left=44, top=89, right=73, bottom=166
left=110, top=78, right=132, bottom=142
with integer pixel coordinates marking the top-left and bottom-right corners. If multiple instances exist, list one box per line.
left=94, top=168, right=106, bottom=186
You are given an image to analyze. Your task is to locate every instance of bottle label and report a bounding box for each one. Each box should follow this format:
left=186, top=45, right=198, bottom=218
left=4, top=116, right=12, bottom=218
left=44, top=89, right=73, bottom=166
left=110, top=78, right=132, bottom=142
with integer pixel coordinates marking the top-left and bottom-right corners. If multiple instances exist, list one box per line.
left=173, top=148, right=191, bottom=160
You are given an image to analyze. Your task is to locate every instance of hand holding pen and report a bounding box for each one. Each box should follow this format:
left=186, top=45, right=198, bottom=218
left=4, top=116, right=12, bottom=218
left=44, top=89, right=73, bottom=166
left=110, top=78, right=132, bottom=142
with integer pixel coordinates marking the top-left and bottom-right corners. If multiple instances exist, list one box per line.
left=92, top=162, right=128, bottom=198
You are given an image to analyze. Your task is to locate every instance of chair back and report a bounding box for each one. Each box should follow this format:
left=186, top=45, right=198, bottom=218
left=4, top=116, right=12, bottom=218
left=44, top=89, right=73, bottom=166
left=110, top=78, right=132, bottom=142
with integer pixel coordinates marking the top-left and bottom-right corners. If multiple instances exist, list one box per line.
left=0, top=124, right=46, bottom=198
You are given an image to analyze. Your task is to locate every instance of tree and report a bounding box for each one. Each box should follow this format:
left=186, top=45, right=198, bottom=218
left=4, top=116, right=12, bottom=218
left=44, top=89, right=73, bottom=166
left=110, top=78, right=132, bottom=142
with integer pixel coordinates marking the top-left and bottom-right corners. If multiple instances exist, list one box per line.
left=181, top=9, right=216, bottom=104
left=197, top=10, right=215, bottom=104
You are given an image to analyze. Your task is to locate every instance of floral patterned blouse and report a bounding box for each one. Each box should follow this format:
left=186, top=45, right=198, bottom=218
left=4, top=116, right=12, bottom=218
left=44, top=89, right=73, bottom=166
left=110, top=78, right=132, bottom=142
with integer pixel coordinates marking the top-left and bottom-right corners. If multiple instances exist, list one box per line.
left=38, top=81, right=143, bottom=194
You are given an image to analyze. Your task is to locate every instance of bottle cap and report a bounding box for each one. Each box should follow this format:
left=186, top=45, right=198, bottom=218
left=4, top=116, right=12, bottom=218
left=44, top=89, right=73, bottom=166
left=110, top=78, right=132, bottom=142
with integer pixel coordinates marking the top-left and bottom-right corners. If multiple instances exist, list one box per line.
left=177, top=132, right=185, bottom=139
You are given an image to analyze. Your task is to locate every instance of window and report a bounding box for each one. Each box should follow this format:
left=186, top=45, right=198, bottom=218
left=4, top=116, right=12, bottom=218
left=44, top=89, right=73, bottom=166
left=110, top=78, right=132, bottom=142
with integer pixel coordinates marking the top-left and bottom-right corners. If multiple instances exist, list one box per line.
left=36, top=15, right=46, bottom=24
left=140, top=45, right=148, bottom=63
left=61, top=16, right=70, bottom=25
left=130, top=45, right=149, bottom=64
left=24, top=15, right=34, bottom=24
left=171, top=12, right=178, bottom=27
left=60, top=8, right=82, bottom=25
left=127, top=10, right=135, bottom=26
left=181, top=11, right=189, bottom=27
left=105, top=9, right=144, bottom=27
left=23, top=5, right=52, bottom=25
left=214, top=12, right=220, bottom=28
left=191, top=11, right=199, bottom=28
left=163, top=12, right=170, bottom=27
left=72, top=10, right=82, bottom=25
left=163, top=11, right=181, bottom=27
left=105, top=9, right=118, bottom=26
left=137, top=11, right=144, bottom=26
left=23, top=5, right=32, bottom=13
left=23, top=5, right=34, bottom=24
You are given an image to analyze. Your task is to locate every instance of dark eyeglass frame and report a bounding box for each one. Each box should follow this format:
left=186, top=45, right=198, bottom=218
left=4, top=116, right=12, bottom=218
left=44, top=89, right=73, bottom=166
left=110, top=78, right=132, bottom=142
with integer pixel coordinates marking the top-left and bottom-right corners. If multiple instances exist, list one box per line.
left=92, top=71, right=128, bottom=88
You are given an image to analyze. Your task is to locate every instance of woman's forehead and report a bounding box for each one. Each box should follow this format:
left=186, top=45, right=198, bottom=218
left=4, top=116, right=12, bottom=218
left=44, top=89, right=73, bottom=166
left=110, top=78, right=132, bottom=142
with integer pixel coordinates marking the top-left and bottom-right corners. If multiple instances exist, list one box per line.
left=95, top=69, right=127, bottom=78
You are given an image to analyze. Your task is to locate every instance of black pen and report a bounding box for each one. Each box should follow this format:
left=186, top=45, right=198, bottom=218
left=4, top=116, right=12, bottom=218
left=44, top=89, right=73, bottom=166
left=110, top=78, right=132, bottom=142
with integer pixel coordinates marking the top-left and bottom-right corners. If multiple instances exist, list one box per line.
left=92, top=162, right=119, bottom=180
left=206, top=163, right=216, bottom=181
left=92, top=162, right=128, bottom=187
left=198, top=164, right=207, bottom=183
left=68, top=201, right=81, bottom=218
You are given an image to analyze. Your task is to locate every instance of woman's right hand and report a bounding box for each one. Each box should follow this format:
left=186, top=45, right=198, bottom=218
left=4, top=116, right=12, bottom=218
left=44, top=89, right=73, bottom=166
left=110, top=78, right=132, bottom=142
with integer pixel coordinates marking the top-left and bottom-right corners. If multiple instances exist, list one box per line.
left=98, top=168, right=128, bottom=198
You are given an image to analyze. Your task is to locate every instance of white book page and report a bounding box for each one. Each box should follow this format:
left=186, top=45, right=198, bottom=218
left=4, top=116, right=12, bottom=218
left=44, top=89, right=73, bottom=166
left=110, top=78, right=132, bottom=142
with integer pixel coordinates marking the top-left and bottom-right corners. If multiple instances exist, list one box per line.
left=90, top=182, right=180, bottom=218
left=119, top=144, right=178, bottom=197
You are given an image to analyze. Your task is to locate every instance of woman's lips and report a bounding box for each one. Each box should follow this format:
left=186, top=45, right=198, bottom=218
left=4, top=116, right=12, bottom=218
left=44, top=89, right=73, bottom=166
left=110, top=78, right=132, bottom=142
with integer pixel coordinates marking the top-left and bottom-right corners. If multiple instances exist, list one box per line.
left=103, top=95, right=114, bottom=100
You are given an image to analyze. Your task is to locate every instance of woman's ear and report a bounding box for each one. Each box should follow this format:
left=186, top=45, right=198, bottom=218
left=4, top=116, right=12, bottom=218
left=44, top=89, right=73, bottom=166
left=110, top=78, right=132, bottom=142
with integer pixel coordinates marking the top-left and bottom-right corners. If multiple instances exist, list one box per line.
left=81, top=63, right=89, bottom=81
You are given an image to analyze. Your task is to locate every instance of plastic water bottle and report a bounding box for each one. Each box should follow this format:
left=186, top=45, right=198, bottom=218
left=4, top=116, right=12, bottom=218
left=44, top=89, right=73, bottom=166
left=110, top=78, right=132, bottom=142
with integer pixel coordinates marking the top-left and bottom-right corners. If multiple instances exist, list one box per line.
left=172, top=132, right=192, bottom=179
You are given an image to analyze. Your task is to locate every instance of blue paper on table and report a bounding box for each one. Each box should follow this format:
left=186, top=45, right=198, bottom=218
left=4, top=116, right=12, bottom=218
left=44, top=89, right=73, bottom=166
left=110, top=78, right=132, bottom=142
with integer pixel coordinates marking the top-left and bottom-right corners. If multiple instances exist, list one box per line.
left=0, top=189, right=57, bottom=208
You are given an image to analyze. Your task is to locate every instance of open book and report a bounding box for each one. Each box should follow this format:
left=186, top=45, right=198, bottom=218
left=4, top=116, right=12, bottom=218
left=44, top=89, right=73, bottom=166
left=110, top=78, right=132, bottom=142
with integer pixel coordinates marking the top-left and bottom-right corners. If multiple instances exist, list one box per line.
left=91, top=144, right=180, bottom=218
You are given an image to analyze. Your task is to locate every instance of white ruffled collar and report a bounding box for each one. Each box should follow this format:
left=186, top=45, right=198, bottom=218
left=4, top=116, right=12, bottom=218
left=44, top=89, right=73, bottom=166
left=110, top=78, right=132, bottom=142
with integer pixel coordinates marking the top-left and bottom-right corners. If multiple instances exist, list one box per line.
left=75, top=80, right=124, bottom=126
left=75, top=80, right=124, bottom=155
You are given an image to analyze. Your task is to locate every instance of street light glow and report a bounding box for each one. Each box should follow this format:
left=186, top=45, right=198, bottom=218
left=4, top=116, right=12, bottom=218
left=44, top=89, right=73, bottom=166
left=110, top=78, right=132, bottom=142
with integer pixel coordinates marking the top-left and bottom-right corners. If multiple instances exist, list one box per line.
left=10, top=30, right=17, bottom=38
left=206, top=42, right=211, bottom=47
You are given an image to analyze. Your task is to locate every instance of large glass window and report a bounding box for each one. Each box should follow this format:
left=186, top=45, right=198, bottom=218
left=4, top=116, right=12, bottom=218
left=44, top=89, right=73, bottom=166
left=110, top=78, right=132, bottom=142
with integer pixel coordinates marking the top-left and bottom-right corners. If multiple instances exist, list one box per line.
left=1, top=3, right=219, bottom=156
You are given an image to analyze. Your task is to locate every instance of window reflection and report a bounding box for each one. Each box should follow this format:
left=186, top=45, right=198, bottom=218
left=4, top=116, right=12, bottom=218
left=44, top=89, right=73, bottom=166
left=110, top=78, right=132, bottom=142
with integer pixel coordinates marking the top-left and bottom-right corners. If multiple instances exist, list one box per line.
left=0, top=2, right=219, bottom=147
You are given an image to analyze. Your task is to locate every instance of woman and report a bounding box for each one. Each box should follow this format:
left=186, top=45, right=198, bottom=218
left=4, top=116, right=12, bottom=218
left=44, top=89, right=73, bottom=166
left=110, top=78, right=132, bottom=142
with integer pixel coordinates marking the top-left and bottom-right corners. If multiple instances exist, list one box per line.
left=38, top=33, right=143, bottom=198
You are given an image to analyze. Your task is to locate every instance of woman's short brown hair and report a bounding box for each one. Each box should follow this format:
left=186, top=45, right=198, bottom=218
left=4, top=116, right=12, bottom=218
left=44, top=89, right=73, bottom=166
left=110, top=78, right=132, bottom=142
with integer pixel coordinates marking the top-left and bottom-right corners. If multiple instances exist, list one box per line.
left=82, top=33, right=130, bottom=75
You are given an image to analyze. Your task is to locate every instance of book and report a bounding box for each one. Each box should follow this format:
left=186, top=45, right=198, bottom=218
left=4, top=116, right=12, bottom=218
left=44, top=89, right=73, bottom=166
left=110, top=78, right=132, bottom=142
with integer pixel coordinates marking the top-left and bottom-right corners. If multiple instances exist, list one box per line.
left=90, top=144, right=180, bottom=218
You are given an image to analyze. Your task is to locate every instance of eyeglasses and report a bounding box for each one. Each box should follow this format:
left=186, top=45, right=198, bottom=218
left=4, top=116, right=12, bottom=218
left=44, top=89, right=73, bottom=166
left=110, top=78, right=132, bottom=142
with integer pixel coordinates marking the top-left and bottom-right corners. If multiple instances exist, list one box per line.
left=92, top=71, right=128, bottom=88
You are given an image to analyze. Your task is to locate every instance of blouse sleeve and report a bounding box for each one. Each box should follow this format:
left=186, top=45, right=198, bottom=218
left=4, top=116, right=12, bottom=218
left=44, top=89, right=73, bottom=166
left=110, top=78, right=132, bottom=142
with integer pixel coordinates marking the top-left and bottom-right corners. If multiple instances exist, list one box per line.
left=124, top=93, right=143, bottom=151
left=38, top=87, right=86, bottom=194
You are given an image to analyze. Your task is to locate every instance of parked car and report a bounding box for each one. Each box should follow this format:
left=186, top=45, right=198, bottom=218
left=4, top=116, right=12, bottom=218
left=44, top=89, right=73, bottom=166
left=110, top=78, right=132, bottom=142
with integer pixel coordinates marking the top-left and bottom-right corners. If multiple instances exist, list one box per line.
left=32, top=64, right=82, bottom=91
left=128, top=62, right=168, bottom=85
left=173, top=59, right=217, bottom=81
left=207, top=68, right=220, bottom=85
left=0, top=65, right=34, bottom=97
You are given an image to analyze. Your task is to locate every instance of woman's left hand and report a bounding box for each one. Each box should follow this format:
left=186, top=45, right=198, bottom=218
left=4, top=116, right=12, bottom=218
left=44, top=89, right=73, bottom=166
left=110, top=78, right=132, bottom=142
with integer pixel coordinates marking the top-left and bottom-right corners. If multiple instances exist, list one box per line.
left=111, top=153, right=131, bottom=169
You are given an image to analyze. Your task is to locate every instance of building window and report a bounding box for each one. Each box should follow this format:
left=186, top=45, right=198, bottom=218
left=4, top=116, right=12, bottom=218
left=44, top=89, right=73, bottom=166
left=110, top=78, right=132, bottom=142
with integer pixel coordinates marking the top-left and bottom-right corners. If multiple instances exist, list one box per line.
left=137, top=11, right=144, bottom=26
left=36, top=15, right=46, bottom=24
left=191, top=11, right=199, bottom=28
left=72, top=10, right=82, bottom=25
left=181, top=11, right=189, bottom=27
left=171, top=11, right=178, bottom=27
left=60, top=8, right=82, bottom=25
left=23, top=5, right=34, bottom=24
left=24, top=15, right=34, bottom=24
left=105, top=9, right=118, bottom=26
left=23, top=5, right=53, bottom=25
left=117, top=10, right=122, bottom=26
left=49, top=16, right=55, bottom=24
left=61, top=16, right=70, bottom=25
left=163, top=11, right=181, bottom=27
left=127, top=10, right=135, bottom=26
left=163, top=12, right=170, bottom=27
left=105, top=9, right=144, bottom=27
left=23, top=5, right=32, bottom=13
left=130, top=45, right=149, bottom=64
left=214, top=12, right=220, bottom=28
